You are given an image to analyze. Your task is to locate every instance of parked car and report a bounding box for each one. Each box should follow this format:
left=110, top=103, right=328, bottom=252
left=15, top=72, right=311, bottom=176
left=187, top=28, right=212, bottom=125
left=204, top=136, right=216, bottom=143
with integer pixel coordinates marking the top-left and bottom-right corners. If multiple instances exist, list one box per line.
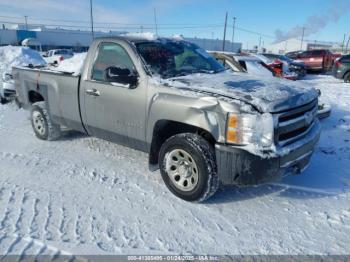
left=285, top=51, right=303, bottom=60
left=208, top=51, right=246, bottom=72
left=43, top=49, right=74, bottom=65
left=14, top=36, right=321, bottom=202
left=0, top=46, right=46, bottom=104
left=286, top=50, right=333, bottom=72
left=253, top=54, right=298, bottom=81
left=233, top=55, right=276, bottom=77
left=261, top=53, right=307, bottom=78
left=211, top=51, right=331, bottom=119
left=332, top=54, right=350, bottom=83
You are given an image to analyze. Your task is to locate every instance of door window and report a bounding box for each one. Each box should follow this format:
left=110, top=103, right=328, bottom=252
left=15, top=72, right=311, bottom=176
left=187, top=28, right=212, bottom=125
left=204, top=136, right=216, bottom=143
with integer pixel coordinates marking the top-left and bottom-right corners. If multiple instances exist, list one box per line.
left=91, top=42, right=135, bottom=82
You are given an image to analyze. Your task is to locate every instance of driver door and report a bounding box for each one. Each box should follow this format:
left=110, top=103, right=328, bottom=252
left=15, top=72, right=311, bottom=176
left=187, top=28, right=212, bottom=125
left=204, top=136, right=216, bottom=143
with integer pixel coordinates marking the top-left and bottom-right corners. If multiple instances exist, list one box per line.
left=81, top=41, right=148, bottom=151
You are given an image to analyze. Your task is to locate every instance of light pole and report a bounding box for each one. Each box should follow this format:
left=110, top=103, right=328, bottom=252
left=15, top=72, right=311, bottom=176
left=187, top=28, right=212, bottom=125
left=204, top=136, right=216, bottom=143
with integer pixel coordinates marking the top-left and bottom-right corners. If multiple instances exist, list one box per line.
left=258, top=36, right=262, bottom=50
left=345, top=36, right=350, bottom=54
left=90, top=0, right=94, bottom=40
left=24, top=16, right=28, bottom=31
left=341, top=34, right=346, bottom=53
left=300, top=27, right=305, bottom=50
left=154, top=8, right=158, bottom=36
left=222, top=12, right=228, bottom=51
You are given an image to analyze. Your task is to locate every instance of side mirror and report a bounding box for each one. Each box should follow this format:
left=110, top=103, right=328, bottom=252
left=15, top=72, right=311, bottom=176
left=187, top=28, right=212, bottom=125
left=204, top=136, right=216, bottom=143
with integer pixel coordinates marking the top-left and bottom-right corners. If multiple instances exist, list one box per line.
left=105, top=66, right=138, bottom=88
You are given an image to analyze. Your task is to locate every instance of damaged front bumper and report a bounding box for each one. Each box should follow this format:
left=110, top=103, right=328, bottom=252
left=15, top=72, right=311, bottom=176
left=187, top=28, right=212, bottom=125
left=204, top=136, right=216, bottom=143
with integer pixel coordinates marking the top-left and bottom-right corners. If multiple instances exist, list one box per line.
left=215, top=120, right=321, bottom=186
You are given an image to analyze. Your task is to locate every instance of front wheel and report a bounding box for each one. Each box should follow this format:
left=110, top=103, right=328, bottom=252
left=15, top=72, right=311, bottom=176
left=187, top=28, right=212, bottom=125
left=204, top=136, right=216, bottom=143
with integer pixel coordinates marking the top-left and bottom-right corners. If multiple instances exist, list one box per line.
left=31, top=102, right=61, bottom=141
left=159, top=133, right=219, bottom=202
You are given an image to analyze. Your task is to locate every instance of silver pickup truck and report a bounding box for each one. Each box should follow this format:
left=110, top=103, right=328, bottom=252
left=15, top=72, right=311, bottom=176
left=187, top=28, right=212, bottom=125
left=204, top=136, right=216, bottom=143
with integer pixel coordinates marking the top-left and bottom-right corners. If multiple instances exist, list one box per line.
left=13, top=36, right=321, bottom=202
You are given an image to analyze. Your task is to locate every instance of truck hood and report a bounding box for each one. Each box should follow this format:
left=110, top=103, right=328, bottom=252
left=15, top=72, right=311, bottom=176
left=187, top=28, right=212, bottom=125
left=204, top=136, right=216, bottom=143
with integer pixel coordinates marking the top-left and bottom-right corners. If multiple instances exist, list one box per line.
left=165, top=71, right=318, bottom=113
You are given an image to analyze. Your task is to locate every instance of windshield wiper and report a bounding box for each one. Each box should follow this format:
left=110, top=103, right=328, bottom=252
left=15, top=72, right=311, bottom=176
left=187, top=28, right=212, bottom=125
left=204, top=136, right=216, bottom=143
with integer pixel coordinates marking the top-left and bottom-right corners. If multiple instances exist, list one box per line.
left=193, top=69, right=215, bottom=74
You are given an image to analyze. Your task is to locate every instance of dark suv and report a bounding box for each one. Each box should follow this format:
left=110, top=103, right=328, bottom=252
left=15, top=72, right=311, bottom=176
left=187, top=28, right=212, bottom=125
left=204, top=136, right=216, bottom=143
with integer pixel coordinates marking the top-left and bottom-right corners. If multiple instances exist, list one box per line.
left=333, top=54, right=350, bottom=82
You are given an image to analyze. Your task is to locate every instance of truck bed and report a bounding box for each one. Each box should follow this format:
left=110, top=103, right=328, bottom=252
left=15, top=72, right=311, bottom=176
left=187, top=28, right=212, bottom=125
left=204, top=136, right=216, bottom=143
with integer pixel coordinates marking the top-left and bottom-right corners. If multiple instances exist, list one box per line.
left=13, top=66, right=86, bottom=133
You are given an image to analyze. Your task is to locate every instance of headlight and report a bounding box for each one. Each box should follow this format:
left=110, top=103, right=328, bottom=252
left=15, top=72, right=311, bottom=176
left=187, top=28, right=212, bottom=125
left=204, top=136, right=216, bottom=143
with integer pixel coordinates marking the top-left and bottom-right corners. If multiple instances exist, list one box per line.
left=226, top=113, right=274, bottom=147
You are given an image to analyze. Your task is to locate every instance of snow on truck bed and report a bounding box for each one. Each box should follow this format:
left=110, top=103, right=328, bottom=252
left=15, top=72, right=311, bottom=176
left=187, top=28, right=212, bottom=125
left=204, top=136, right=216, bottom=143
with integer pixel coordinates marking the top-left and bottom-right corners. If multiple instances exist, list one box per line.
left=0, top=74, right=349, bottom=256
left=52, top=52, right=87, bottom=76
left=0, top=46, right=46, bottom=76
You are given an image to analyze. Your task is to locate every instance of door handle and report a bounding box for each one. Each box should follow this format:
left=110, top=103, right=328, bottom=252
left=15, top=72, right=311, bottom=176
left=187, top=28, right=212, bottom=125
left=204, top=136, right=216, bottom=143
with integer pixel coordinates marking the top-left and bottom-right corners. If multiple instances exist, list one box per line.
left=85, top=89, right=101, bottom=97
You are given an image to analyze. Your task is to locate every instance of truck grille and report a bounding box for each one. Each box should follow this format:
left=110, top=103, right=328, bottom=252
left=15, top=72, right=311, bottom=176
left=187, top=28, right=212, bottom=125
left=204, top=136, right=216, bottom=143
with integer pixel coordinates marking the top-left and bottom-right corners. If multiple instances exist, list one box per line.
left=275, top=99, right=318, bottom=147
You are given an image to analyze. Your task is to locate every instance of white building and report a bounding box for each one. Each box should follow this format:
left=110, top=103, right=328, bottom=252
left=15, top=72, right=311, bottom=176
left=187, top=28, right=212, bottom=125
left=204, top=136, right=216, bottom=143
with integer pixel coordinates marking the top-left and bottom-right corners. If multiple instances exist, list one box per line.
left=266, top=37, right=344, bottom=54
left=266, top=38, right=308, bottom=54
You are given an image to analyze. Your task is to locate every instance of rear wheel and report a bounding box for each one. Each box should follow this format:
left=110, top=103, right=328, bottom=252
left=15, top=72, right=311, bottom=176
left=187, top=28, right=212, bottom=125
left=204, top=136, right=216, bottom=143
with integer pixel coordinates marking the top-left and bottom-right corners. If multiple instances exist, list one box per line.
left=0, top=96, right=7, bottom=105
left=344, top=72, right=350, bottom=83
left=159, top=133, right=219, bottom=202
left=31, top=102, right=61, bottom=141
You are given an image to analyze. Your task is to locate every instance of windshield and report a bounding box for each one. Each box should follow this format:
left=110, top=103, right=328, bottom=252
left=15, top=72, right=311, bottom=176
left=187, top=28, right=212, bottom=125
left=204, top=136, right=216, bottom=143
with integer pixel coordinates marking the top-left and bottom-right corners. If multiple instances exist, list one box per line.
left=135, top=40, right=225, bottom=78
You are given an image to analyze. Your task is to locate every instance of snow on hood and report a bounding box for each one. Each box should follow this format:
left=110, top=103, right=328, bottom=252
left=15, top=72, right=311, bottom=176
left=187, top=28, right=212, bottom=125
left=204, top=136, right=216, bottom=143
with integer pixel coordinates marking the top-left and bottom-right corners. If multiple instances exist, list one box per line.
left=0, top=45, right=46, bottom=76
left=52, top=52, right=87, bottom=76
left=162, top=71, right=318, bottom=113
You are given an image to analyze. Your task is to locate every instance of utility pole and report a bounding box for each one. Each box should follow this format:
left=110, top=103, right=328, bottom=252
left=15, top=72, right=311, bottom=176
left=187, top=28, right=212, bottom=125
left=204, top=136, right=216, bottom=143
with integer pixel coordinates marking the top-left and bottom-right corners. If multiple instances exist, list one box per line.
left=211, top=32, right=214, bottom=50
left=231, top=17, right=236, bottom=52
left=258, top=36, right=262, bottom=50
left=90, top=0, right=94, bottom=40
left=140, top=26, right=144, bottom=33
left=300, top=27, right=306, bottom=50
left=345, top=36, right=350, bottom=54
left=341, top=34, right=346, bottom=53
left=24, top=16, right=28, bottom=31
left=222, top=12, right=228, bottom=51
left=284, top=40, right=288, bottom=53
left=154, top=8, right=158, bottom=36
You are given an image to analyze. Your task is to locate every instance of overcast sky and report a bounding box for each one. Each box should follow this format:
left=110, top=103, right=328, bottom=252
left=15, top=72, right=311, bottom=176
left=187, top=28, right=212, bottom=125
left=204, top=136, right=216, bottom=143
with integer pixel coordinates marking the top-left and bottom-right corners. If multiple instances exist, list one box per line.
left=0, top=0, right=349, bottom=47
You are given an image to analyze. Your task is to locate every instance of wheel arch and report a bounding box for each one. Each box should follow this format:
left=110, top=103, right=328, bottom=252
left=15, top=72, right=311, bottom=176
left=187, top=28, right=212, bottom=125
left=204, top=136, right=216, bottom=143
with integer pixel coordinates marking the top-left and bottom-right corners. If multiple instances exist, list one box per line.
left=149, top=119, right=217, bottom=165
left=343, top=69, right=350, bottom=80
left=28, top=90, right=45, bottom=104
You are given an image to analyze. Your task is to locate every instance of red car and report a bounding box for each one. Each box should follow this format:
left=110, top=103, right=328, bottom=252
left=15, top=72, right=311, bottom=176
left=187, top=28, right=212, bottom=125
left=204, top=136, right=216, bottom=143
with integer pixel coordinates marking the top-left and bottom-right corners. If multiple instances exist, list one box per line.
left=255, top=55, right=299, bottom=81
left=286, top=49, right=333, bottom=72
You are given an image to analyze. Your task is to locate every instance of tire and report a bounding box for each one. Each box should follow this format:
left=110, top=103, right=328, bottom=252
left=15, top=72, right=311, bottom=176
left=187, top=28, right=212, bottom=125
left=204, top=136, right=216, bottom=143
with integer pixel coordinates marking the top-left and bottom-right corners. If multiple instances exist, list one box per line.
left=31, top=101, right=61, bottom=141
left=0, top=96, right=7, bottom=105
left=344, top=72, right=350, bottom=83
left=159, top=133, right=219, bottom=202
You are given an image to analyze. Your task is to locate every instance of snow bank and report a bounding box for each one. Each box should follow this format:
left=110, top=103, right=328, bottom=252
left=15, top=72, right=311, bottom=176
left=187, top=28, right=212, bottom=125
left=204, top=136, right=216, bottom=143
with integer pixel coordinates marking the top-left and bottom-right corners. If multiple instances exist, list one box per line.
left=122, top=32, right=157, bottom=41
left=52, top=52, right=87, bottom=76
left=0, top=45, right=46, bottom=75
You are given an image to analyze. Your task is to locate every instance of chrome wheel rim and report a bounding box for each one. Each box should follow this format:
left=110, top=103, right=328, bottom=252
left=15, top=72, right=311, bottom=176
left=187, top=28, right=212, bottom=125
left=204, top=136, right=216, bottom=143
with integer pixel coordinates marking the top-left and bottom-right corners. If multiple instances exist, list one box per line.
left=165, top=149, right=199, bottom=192
left=32, top=111, right=46, bottom=136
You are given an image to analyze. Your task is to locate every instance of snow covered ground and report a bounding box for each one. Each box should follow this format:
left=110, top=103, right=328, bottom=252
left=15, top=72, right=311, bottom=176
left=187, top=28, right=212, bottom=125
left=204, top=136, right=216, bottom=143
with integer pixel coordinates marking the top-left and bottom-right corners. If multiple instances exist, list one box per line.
left=0, top=74, right=349, bottom=256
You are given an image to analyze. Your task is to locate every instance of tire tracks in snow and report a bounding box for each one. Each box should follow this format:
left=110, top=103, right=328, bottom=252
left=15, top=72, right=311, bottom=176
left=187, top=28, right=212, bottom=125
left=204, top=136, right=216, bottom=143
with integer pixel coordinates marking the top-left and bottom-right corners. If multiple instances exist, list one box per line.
left=0, top=180, right=154, bottom=254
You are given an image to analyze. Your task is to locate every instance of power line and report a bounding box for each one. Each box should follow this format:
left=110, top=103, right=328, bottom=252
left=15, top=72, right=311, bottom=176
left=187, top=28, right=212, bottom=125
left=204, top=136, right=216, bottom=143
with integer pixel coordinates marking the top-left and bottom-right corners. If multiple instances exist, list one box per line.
left=0, top=15, right=277, bottom=40
left=0, top=14, right=223, bottom=26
